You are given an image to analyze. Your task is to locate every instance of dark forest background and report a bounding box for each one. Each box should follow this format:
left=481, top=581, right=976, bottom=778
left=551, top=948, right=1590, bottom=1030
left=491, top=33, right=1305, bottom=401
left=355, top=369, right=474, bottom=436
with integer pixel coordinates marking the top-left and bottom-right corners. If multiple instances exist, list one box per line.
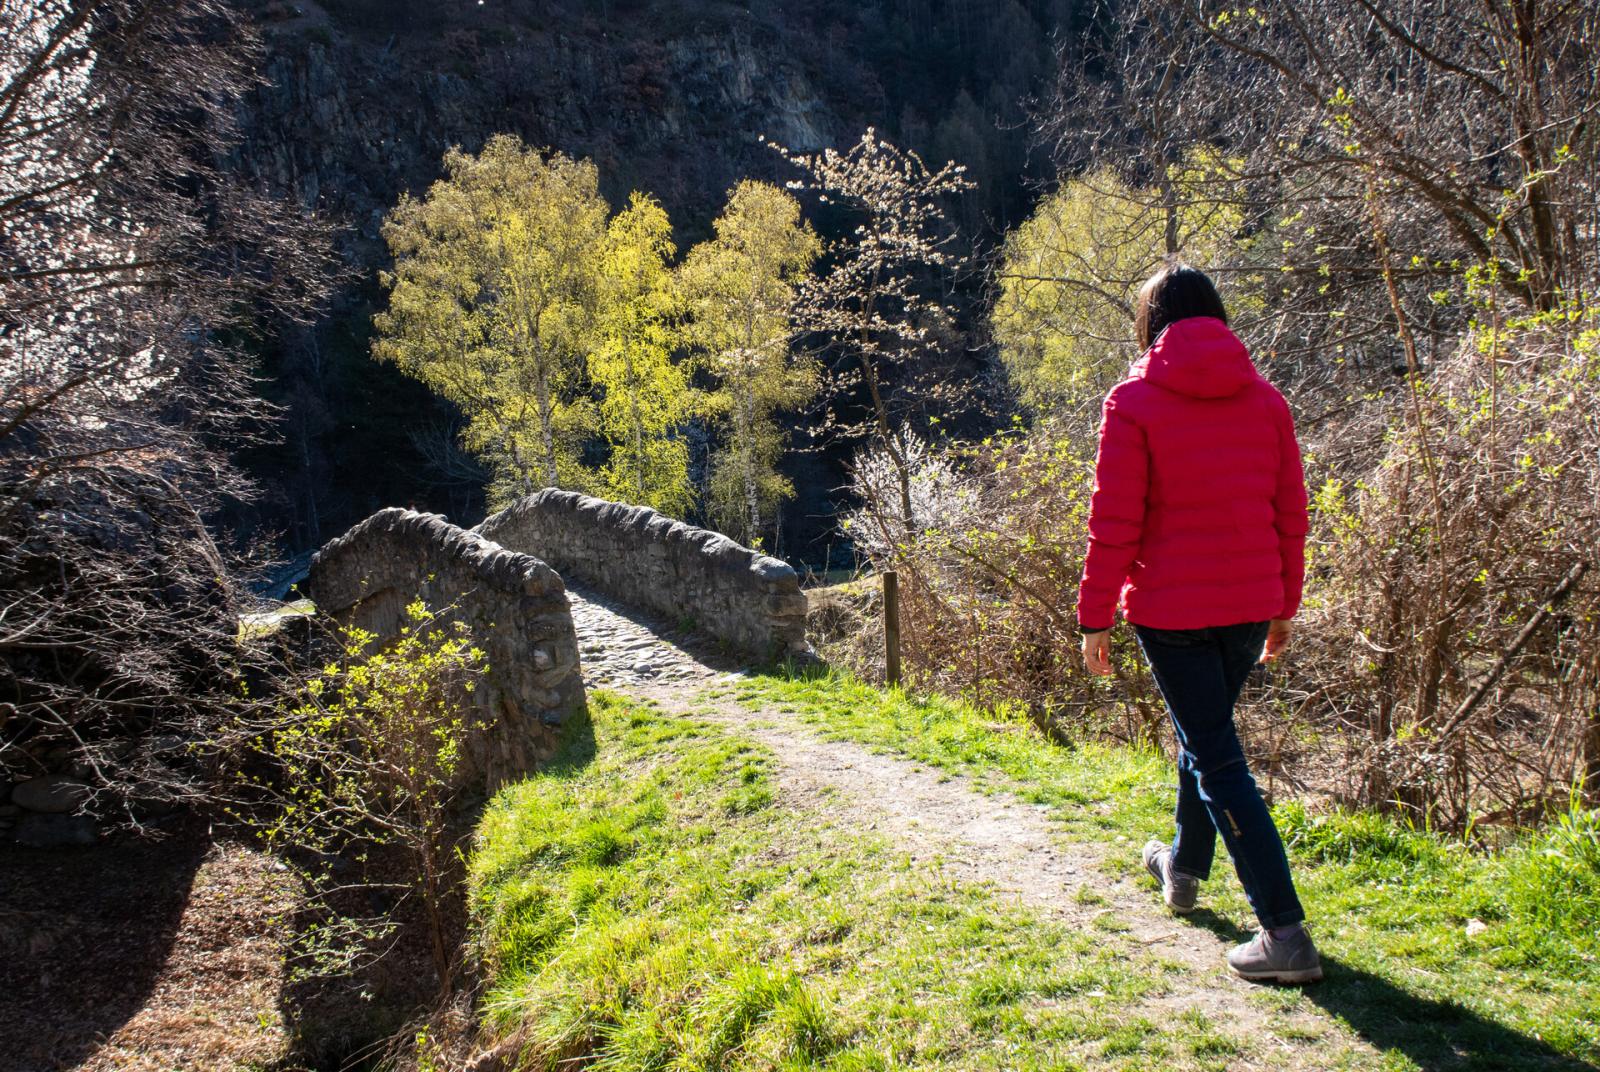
left=230, top=0, right=1082, bottom=563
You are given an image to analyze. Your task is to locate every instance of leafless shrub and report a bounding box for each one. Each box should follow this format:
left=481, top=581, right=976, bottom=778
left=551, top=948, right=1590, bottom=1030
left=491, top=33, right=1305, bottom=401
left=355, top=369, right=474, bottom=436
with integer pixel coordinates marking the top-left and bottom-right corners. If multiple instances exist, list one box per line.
left=1292, top=311, right=1600, bottom=825
left=1163, top=0, right=1599, bottom=316
left=0, top=0, right=334, bottom=822
left=844, top=424, right=1172, bottom=743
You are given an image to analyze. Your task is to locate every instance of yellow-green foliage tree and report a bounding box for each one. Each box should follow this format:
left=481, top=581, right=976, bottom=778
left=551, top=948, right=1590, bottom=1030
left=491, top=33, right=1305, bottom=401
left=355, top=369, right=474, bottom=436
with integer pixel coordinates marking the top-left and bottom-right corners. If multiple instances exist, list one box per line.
left=992, top=152, right=1254, bottom=416
left=373, top=135, right=607, bottom=504
left=590, top=193, right=695, bottom=516
left=680, top=181, right=820, bottom=548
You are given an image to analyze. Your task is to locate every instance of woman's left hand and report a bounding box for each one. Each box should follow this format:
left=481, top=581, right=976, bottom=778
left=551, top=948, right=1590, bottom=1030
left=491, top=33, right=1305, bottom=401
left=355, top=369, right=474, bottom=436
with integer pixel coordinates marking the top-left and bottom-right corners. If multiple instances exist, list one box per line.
left=1082, top=629, right=1114, bottom=676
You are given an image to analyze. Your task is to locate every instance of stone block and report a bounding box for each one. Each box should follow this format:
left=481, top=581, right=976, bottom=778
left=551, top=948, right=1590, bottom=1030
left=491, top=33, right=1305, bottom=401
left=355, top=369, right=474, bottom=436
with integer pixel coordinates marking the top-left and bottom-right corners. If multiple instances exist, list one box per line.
left=12, top=776, right=91, bottom=814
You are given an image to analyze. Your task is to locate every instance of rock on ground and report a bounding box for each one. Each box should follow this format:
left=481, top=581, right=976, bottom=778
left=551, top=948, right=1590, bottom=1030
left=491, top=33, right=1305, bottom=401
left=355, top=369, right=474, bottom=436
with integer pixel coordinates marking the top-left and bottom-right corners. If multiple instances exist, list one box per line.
left=11, top=776, right=91, bottom=814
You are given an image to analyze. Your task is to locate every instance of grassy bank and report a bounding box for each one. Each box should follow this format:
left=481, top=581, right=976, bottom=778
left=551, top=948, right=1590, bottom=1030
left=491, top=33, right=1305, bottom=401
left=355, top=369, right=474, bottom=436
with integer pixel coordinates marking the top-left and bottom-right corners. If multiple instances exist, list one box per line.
left=470, top=693, right=1281, bottom=1070
left=725, top=670, right=1600, bottom=1067
left=466, top=678, right=1598, bottom=1070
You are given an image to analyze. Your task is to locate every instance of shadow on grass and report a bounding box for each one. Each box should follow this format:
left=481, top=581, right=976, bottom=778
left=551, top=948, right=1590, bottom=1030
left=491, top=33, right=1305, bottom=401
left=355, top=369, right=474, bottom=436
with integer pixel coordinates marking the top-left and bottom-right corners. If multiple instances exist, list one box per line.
left=539, top=695, right=598, bottom=777
left=1184, top=912, right=1594, bottom=1071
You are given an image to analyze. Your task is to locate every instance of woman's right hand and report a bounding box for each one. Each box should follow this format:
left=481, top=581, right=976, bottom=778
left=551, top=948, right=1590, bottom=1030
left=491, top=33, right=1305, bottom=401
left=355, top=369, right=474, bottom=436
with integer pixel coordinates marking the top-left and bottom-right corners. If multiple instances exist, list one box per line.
left=1260, top=618, right=1293, bottom=662
left=1082, top=629, right=1114, bottom=676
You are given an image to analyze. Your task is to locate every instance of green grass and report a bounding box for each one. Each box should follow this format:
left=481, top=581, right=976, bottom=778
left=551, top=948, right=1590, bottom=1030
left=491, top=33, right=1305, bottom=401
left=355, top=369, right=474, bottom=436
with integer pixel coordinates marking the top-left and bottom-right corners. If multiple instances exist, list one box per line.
left=469, top=692, right=1278, bottom=1071
left=725, top=668, right=1600, bottom=1069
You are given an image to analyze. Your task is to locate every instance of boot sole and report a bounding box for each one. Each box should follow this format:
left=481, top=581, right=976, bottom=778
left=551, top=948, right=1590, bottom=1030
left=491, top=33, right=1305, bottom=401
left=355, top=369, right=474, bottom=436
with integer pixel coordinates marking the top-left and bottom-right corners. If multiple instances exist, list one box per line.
left=1164, top=893, right=1197, bottom=915
left=1230, top=964, right=1324, bottom=984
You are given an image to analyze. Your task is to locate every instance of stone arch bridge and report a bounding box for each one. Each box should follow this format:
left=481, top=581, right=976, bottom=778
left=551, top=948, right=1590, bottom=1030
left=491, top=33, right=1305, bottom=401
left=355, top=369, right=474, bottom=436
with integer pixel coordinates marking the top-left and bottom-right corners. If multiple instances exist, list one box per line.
left=306, top=489, right=812, bottom=787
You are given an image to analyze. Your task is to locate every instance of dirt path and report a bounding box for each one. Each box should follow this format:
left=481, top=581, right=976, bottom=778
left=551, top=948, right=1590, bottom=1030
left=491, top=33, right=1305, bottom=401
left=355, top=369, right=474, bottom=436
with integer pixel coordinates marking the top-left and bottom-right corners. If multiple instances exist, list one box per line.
left=565, top=585, right=1367, bottom=1066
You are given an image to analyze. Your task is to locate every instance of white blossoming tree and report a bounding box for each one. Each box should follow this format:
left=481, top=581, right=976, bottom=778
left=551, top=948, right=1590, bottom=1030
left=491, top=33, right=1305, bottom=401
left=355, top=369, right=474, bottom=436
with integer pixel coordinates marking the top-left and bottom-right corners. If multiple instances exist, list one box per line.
left=0, top=0, right=331, bottom=825
left=771, top=129, right=975, bottom=541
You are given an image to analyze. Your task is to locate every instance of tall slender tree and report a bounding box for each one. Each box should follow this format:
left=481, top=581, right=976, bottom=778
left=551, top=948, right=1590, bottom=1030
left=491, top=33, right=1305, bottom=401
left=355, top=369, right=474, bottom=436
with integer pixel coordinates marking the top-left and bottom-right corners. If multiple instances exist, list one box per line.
left=773, top=130, right=973, bottom=537
left=680, top=181, right=820, bottom=547
left=591, top=192, right=695, bottom=516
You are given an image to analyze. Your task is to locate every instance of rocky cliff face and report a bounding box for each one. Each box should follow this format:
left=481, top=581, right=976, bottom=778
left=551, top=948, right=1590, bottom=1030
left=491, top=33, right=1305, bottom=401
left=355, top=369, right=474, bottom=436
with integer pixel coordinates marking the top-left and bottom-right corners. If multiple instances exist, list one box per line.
left=233, top=1, right=846, bottom=254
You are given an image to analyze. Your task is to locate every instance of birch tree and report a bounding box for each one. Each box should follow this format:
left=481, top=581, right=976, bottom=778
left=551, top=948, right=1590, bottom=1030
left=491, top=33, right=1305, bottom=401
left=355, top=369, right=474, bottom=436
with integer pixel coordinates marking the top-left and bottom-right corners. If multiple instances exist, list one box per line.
left=374, top=136, right=607, bottom=504
left=680, top=181, right=820, bottom=547
left=591, top=193, right=695, bottom=516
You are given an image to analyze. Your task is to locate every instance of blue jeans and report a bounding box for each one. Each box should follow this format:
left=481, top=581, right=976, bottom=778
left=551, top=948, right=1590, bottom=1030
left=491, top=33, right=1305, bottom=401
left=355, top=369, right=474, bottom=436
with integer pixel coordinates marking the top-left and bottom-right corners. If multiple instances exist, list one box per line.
left=1134, top=621, right=1306, bottom=929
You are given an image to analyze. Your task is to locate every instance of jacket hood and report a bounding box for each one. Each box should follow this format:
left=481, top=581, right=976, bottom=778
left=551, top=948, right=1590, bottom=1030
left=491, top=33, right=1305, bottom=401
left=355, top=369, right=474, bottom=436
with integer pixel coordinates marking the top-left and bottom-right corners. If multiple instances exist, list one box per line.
left=1131, top=316, right=1258, bottom=399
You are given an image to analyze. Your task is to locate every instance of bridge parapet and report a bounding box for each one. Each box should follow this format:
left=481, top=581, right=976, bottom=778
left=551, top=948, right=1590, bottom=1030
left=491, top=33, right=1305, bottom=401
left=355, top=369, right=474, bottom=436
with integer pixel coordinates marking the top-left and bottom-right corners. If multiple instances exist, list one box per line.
left=477, top=489, right=811, bottom=662
left=308, top=508, right=585, bottom=789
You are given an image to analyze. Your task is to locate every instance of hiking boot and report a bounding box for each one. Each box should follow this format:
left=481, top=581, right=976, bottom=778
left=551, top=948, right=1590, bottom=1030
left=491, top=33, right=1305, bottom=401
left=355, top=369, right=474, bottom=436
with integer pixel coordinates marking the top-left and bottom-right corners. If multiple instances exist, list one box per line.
left=1142, top=838, right=1199, bottom=914
left=1227, top=925, right=1324, bottom=984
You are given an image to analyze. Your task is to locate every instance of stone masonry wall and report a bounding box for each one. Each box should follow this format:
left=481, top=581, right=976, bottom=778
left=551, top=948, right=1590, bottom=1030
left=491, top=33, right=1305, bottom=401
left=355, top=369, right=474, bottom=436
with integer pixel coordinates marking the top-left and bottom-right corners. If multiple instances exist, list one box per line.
left=308, top=509, right=585, bottom=790
left=476, top=490, right=811, bottom=662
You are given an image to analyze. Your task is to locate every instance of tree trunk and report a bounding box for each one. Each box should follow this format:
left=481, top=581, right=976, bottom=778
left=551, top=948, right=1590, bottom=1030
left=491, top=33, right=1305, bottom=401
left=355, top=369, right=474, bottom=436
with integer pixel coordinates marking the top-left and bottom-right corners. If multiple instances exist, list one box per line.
left=627, top=350, right=645, bottom=504
left=896, top=433, right=915, bottom=538
left=421, top=839, right=450, bottom=992
left=1369, top=464, right=1410, bottom=806
left=739, top=388, right=760, bottom=546
left=853, top=292, right=915, bottom=537
left=857, top=352, right=913, bottom=537
left=535, top=361, right=558, bottom=488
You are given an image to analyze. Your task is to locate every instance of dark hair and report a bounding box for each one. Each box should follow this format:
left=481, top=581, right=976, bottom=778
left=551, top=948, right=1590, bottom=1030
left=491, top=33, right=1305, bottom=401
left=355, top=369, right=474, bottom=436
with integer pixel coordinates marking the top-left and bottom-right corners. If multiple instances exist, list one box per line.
left=1134, top=263, right=1228, bottom=351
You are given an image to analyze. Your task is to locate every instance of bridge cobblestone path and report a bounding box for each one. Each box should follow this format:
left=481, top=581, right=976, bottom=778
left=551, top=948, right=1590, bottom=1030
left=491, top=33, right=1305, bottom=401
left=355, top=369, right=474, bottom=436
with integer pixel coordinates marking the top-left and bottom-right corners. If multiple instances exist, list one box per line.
left=564, top=583, right=731, bottom=692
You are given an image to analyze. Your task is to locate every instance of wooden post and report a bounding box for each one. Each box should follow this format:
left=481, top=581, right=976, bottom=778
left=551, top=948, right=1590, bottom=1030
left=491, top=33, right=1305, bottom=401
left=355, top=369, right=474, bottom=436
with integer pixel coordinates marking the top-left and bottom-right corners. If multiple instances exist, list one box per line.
left=1584, top=701, right=1600, bottom=808
left=883, top=570, right=901, bottom=687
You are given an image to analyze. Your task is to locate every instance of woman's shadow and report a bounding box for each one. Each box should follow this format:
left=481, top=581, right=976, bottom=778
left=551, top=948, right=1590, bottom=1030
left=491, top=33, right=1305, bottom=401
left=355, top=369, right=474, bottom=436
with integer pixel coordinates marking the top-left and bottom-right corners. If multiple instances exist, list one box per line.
left=1185, top=910, right=1596, bottom=1071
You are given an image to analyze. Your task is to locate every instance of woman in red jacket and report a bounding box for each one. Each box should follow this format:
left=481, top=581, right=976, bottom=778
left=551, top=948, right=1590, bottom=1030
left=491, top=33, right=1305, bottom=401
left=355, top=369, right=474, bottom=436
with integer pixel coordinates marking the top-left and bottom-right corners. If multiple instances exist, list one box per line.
left=1077, top=263, right=1321, bottom=984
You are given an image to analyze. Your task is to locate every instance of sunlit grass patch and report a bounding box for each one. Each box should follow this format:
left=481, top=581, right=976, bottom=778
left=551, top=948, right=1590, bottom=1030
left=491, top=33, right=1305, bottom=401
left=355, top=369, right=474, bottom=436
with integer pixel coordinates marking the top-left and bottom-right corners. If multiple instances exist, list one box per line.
left=468, top=691, right=1258, bottom=1071
left=737, top=667, right=1600, bottom=1068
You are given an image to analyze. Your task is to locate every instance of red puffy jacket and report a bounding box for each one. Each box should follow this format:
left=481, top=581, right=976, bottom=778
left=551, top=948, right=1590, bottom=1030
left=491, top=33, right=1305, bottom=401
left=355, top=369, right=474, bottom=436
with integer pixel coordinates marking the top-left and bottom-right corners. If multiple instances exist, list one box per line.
left=1076, top=316, right=1308, bottom=632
